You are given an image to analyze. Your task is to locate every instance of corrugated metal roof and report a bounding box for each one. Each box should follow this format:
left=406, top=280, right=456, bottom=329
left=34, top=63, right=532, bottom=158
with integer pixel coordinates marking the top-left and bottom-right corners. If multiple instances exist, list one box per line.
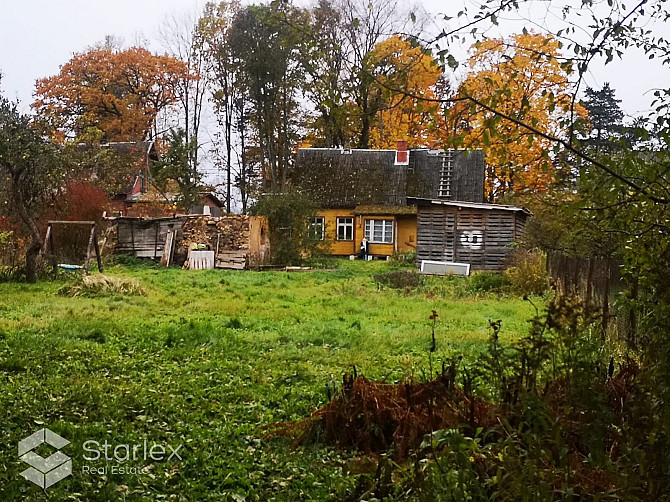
left=407, top=197, right=532, bottom=216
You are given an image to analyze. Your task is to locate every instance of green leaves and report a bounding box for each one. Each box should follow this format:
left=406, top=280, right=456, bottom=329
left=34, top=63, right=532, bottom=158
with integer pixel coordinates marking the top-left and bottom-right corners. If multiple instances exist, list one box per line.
left=447, top=54, right=459, bottom=70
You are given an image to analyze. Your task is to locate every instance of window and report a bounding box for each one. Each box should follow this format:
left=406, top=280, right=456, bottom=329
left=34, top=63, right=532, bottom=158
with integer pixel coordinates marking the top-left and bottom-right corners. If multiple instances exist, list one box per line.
left=365, top=219, right=393, bottom=244
left=308, top=217, right=325, bottom=241
left=336, top=217, right=354, bottom=241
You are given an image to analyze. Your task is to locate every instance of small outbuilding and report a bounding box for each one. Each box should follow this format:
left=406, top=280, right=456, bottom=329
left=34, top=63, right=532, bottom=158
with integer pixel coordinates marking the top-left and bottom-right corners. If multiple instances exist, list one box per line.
left=110, top=214, right=270, bottom=269
left=408, top=198, right=531, bottom=271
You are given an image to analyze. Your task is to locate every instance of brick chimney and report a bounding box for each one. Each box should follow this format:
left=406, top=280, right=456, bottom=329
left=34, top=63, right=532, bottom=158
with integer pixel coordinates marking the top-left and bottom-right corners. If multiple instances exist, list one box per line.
left=395, top=139, right=408, bottom=164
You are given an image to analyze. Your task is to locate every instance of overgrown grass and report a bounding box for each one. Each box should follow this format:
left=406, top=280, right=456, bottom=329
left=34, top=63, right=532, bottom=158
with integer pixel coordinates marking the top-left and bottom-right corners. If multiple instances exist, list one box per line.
left=57, top=274, right=146, bottom=297
left=0, top=260, right=538, bottom=501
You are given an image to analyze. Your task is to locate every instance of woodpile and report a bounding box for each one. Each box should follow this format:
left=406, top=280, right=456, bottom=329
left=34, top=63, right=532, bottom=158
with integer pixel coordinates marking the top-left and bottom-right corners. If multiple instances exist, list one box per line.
left=111, top=214, right=270, bottom=269
left=180, top=215, right=253, bottom=270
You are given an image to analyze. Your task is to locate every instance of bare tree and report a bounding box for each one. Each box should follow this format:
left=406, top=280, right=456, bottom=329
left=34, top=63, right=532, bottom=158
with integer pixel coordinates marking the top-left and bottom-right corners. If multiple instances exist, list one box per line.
left=158, top=9, right=209, bottom=179
left=336, top=0, right=423, bottom=147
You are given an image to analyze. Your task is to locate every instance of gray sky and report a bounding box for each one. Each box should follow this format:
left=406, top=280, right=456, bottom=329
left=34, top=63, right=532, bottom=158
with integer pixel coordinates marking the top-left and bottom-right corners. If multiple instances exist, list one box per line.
left=1, top=0, right=667, bottom=118
left=0, top=0, right=201, bottom=109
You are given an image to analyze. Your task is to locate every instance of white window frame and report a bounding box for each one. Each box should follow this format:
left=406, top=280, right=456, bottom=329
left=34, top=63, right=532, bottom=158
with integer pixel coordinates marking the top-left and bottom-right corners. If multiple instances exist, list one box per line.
left=336, top=217, right=354, bottom=241
left=365, top=219, right=394, bottom=244
left=308, top=217, right=325, bottom=241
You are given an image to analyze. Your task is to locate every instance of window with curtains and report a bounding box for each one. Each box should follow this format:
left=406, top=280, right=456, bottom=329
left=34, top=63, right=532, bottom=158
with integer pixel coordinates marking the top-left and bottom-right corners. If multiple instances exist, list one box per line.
left=364, top=219, right=393, bottom=244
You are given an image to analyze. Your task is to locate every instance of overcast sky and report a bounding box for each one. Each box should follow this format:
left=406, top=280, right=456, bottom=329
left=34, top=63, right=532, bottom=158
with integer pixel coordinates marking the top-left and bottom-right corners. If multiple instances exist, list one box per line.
left=1, top=0, right=668, bottom=119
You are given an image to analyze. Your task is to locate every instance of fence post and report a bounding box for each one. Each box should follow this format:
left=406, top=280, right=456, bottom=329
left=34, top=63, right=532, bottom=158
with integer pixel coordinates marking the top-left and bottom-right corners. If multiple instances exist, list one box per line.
left=602, top=259, right=610, bottom=340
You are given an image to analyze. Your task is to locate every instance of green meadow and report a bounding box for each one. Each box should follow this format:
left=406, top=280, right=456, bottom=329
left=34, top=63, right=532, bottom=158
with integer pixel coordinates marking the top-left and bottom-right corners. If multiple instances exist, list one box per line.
left=0, top=260, right=537, bottom=501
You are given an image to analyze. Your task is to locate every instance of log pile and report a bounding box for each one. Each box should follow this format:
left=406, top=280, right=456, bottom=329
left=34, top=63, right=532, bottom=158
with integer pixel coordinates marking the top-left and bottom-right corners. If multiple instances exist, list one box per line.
left=180, top=215, right=252, bottom=269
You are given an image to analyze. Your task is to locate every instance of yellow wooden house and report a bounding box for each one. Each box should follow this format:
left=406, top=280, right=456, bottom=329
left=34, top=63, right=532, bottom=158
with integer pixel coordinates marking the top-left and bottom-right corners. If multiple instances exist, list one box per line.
left=309, top=205, right=417, bottom=257
left=295, top=143, right=487, bottom=259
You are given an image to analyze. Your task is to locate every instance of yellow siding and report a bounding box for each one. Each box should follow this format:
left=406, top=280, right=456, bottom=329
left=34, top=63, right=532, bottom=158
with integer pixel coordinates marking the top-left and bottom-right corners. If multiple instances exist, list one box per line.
left=396, top=215, right=417, bottom=252
left=317, top=209, right=357, bottom=256
left=315, top=210, right=418, bottom=257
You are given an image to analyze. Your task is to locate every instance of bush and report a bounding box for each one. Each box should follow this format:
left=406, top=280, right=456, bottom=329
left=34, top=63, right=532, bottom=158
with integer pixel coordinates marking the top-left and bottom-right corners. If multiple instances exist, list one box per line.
left=0, top=230, right=22, bottom=276
left=390, top=251, right=417, bottom=266
left=373, top=270, right=422, bottom=289
left=105, top=253, right=161, bottom=269
left=250, top=192, right=327, bottom=266
left=504, top=249, right=549, bottom=296
left=466, top=271, right=510, bottom=294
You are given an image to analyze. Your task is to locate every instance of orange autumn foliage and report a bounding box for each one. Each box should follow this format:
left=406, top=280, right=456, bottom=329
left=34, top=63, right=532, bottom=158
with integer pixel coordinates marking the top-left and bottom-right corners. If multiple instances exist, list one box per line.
left=447, top=32, right=586, bottom=200
left=33, top=47, right=194, bottom=142
left=367, top=36, right=444, bottom=149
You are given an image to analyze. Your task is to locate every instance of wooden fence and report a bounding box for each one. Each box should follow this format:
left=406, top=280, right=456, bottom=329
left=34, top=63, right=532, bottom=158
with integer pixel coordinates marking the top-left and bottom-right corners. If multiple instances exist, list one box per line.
left=546, top=252, right=634, bottom=341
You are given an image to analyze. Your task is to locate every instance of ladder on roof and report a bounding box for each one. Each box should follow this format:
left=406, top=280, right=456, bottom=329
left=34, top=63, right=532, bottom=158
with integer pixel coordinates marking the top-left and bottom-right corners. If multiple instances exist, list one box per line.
left=438, top=150, right=454, bottom=198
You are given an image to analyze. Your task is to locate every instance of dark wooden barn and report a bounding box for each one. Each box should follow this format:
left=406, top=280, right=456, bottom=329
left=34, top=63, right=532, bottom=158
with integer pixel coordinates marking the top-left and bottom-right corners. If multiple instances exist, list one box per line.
left=409, top=198, right=531, bottom=271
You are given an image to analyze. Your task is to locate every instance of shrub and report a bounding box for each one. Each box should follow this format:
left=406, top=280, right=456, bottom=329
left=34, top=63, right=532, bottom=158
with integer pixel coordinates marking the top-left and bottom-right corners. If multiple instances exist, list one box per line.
left=467, top=271, right=510, bottom=294
left=390, top=251, right=417, bottom=266
left=504, top=248, right=549, bottom=296
left=0, top=230, right=22, bottom=275
left=373, top=270, right=422, bottom=289
left=105, top=253, right=161, bottom=269
left=53, top=180, right=109, bottom=224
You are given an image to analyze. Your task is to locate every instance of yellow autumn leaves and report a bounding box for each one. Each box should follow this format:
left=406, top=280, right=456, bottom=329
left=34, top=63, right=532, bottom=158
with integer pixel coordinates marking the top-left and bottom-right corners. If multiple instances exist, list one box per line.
left=365, top=32, right=583, bottom=201
left=449, top=33, right=586, bottom=200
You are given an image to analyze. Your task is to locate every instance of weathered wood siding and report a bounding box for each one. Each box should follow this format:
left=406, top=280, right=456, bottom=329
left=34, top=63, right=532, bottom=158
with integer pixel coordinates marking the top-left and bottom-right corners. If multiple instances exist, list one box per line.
left=115, top=215, right=270, bottom=269
left=416, top=206, right=526, bottom=270
left=116, top=217, right=185, bottom=259
left=416, top=208, right=455, bottom=262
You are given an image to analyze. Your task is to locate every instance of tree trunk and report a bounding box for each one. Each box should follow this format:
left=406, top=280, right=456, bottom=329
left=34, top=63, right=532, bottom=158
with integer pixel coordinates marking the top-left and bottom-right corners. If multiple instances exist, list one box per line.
left=358, top=112, right=371, bottom=149
left=240, top=123, right=247, bottom=214
left=12, top=175, right=42, bottom=283
left=280, top=88, right=289, bottom=192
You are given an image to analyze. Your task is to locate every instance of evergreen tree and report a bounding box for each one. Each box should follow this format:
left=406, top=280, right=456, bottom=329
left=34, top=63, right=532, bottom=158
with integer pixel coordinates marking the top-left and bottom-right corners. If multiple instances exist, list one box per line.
left=580, top=83, right=624, bottom=154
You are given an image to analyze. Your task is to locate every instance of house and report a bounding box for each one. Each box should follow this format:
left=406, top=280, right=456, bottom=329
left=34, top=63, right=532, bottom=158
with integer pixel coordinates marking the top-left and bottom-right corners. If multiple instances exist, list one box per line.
left=294, top=142, right=486, bottom=258
left=409, top=198, right=531, bottom=270
left=95, top=142, right=225, bottom=217
left=104, top=141, right=166, bottom=217
left=188, top=192, right=226, bottom=217
left=308, top=204, right=418, bottom=257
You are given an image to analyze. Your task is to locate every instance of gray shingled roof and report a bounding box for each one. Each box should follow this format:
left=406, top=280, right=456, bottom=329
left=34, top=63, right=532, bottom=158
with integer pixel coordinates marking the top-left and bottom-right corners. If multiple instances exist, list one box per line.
left=292, top=148, right=485, bottom=208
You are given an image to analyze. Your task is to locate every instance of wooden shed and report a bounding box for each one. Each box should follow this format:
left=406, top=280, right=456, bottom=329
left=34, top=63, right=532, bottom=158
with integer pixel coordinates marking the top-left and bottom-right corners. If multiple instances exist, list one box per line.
left=409, top=198, right=531, bottom=270
left=114, top=216, right=184, bottom=259
left=112, top=214, right=270, bottom=269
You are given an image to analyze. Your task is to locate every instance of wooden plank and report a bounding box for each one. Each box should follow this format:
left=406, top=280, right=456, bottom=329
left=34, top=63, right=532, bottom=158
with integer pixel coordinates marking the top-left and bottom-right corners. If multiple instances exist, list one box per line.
left=41, top=224, right=52, bottom=255
left=93, top=225, right=103, bottom=273
left=83, top=224, right=95, bottom=275
left=47, top=220, right=96, bottom=225
left=160, top=229, right=175, bottom=266
left=216, top=261, right=245, bottom=270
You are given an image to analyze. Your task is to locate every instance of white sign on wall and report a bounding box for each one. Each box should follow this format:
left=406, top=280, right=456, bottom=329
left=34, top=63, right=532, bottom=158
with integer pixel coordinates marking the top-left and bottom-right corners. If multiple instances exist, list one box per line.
left=459, top=230, right=484, bottom=250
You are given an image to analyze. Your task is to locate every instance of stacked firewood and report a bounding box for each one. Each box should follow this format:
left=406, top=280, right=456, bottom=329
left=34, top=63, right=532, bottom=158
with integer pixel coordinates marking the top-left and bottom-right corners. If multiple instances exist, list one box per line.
left=180, top=215, right=251, bottom=269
